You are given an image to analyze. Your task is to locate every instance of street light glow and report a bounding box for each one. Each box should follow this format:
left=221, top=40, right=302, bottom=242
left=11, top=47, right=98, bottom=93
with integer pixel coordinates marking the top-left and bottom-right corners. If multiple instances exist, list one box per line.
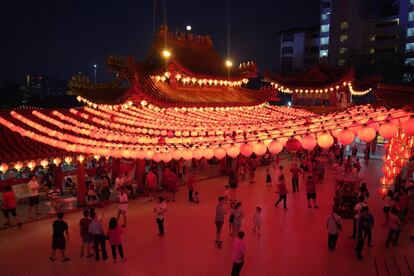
left=225, top=60, right=233, bottom=68
left=186, top=25, right=192, bottom=31
left=93, top=64, right=97, bottom=68
left=162, top=49, right=171, bottom=58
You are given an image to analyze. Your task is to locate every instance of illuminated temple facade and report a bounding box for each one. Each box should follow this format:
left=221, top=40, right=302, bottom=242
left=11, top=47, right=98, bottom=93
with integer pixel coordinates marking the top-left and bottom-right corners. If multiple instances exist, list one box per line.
left=0, top=26, right=413, bottom=202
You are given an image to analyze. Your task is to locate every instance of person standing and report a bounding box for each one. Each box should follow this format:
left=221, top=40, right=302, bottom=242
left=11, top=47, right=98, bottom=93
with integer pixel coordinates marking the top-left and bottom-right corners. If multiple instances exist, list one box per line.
left=27, top=175, right=41, bottom=218
left=50, top=212, right=70, bottom=262
left=231, top=231, right=245, bottom=276
left=290, top=163, right=301, bottom=193
left=386, top=207, right=402, bottom=248
left=229, top=170, right=239, bottom=202
left=252, top=206, right=262, bottom=236
left=116, top=187, right=128, bottom=227
left=356, top=207, right=369, bottom=260
left=232, top=202, right=244, bottom=237
left=123, top=172, right=134, bottom=199
left=115, top=174, right=124, bottom=191
left=107, top=217, right=125, bottom=262
left=274, top=166, right=283, bottom=186
left=79, top=209, right=93, bottom=258
left=146, top=170, right=158, bottom=201
left=265, top=168, right=272, bottom=188
left=383, top=190, right=394, bottom=224
left=275, top=175, right=288, bottom=209
left=187, top=172, right=196, bottom=202
left=352, top=196, right=367, bottom=239
left=1, top=185, right=22, bottom=227
left=364, top=206, right=374, bottom=247
left=154, top=196, right=167, bottom=237
left=89, top=212, right=108, bottom=261
left=215, top=196, right=226, bottom=248
left=326, top=208, right=342, bottom=251
left=305, top=176, right=318, bottom=208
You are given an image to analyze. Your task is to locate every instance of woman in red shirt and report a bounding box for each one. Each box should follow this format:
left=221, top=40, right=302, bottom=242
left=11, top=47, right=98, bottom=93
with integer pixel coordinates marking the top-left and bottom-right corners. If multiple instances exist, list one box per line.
left=2, top=185, right=22, bottom=227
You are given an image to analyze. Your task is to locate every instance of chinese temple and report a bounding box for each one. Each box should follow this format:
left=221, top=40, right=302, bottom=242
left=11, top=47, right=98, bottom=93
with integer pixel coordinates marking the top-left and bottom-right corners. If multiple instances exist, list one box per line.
left=0, top=26, right=414, bottom=203
left=266, top=64, right=377, bottom=108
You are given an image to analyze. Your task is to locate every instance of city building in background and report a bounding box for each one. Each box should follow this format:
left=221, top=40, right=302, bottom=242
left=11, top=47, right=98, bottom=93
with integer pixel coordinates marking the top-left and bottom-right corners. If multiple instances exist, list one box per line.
left=23, top=74, right=66, bottom=101
left=276, top=26, right=320, bottom=73
left=319, top=0, right=414, bottom=82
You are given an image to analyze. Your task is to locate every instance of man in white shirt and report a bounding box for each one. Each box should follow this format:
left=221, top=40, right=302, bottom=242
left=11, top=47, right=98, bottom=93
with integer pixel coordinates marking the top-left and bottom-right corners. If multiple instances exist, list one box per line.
left=115, top=175, right=124, bottom=190
left=352, top=195, right=367, bottom=239
left=116, top=187, right=128, bottom=228
left=27, top=175, right=41, bottom=218
left=327, top=208, right=342, bottom=251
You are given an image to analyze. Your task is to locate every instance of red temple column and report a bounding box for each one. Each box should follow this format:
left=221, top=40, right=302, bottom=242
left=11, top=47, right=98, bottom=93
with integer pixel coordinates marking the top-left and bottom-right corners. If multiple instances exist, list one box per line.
left=135, top=159, right=146, bottom=187
left=77, top=162, right=86, bottom=206
left=112, top=158, right=121, bottom=182
left=55, top=164, right=63, bottom=191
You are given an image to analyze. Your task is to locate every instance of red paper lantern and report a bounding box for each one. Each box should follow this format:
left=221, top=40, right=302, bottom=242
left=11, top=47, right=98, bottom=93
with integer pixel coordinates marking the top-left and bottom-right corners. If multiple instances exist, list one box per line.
left=162, top=152, right=172, bottom=163
left=152, top=152, right=163, bottom=163
left=182, top=149, right=193, bottom=160
left=0, top=163, right=8, bottom=173
left=402, top=117, right=414, bottom=135
left=357, top=126, right=376, bottom=143
left=214, top=147, right=227, bottom=160
left=317, top=132, right=334, bottom=149
left=227, top=145, right=240, bottom=158
left=378, top=122, right=398, bottom=139
left=203, top=148, right=214, bottom=160
left=337, top=128, right=355, bottom=145
left=267, top=140, right=283, bottom=154
left=172, top=149, right=183, bottom=160
left=379, top=185, right=389, bottom=195
left=300, top=134, right=316, bottom=151
left=253, top=143, right=267, bottom=156
left=286, top=138, right=301, bottom=152
left=240, top=143, right=254, bottom=157
left=193, top=148, right=204, bottom=160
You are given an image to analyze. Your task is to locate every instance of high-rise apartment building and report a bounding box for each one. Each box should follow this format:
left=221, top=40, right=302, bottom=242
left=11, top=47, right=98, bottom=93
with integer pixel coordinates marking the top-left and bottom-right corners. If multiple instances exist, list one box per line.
left=319, top=0, right=414, bottom=72
left=277, top=26, right=320, bottom=73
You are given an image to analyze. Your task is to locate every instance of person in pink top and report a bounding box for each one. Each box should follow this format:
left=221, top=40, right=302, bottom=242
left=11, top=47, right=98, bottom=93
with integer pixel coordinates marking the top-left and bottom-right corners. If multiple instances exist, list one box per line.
left=146, top=170, right=157, bottom=202
left=107, top=217, right=125, bottom=262
left=231, top=231, right=245, bottom=276
left=187, top=172, right=196, bottom=202
left=2, top=185, right=22, bottom=227
left=305, top=175, right=319, bottom=208
left=275, top=174, right=288, bottom=209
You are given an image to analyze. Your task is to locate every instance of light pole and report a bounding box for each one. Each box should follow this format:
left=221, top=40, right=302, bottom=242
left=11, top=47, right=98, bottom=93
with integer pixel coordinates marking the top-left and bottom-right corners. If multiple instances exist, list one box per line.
left=225, top=59, right=232, bottom=81
left=93, top=64, right=97, bottom=84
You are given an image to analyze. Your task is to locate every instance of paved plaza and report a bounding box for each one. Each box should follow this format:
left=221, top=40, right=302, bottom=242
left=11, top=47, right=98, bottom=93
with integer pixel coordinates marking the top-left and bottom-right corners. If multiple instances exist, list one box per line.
left=0, top=159, right=413, bottom=276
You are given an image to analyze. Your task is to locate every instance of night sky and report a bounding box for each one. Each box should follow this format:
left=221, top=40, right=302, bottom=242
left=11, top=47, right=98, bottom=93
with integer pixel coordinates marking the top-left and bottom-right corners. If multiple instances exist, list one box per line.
left=0, top=0, right=320, bottom=83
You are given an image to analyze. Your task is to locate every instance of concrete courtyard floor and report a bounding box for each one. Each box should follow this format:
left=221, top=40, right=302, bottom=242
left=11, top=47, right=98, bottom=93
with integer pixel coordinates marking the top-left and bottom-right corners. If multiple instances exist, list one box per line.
left=0, top=159, right=413, bottom=276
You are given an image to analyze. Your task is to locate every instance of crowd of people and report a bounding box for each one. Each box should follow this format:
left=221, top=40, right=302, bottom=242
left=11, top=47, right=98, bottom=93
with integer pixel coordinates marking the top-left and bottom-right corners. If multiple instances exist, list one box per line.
left=1, top=143, right=414, bottom=275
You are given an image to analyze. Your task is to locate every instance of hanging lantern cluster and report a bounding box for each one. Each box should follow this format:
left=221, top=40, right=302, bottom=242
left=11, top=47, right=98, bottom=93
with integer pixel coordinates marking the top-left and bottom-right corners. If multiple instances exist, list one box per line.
left=271, top=81, right=372, bottom=96
left=380, top=128, right=414, bottom=192
left=151, top=71, right=249, bottom=87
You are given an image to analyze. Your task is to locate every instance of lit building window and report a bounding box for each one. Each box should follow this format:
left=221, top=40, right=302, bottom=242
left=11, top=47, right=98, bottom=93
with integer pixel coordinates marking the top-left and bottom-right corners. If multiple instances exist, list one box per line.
left=406, top=43, right=414, bottom=52
left=368, top=35, right=375, bottom=41
left=369, top=48, right=375, bottom=54
left=320, top=37, right=329, bottom=45
left=338, top=59, right=346, bottom=66
left=405, top=58, right=414, bottom=66
left=321, top=24, right=330, bottom=33
left=340, top=35, right=348, bottom=42
left=411, top=0, right=414, bottom=4
left=408, top=28, right=414, bottom=37
left=320, top=49, right=328, bottom=57
left=340, top=22, right=348, bottom=29
left=321, top=13, right=330, bottom=21
left=409, top=12, right=414, bottom=22
left=339, top=47, right=347, bottom=54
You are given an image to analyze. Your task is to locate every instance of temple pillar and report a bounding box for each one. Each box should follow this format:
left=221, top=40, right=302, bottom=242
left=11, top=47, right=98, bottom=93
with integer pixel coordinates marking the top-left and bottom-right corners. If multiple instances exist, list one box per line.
left=135, top=159, right=146, bottom=187
left=77, top=162, right=86, bottom=206
left=112, top=158, right=121, bottom=182
left=371, top=135, right=378, bottom=154
left=55, top=164, right=63, bottom=191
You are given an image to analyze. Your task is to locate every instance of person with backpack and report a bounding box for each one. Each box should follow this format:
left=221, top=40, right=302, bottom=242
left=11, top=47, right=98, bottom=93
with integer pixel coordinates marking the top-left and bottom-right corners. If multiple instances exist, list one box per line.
left=326, top=207, right=342, bottom=251
left=364, top=206, right=374, bottom=247
left=352, top=196, right=367, bottom=239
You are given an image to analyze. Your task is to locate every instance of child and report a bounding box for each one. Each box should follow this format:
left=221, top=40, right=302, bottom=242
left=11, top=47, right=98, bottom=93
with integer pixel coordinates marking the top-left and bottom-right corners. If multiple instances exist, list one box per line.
left=252, top=206, right=262, bottom=236
left=87, top=184, right=97, bottom=206
left=224, top=185, right=230, bottom=203
left=79, top=210, right=93, bottom=258
left=107, top=217, right=125, bottom=262
left=229, top=201, right=236, bottom=236
left=265, top=168, right=272, bottom=188
left=193, top=191, right=200, bottom=204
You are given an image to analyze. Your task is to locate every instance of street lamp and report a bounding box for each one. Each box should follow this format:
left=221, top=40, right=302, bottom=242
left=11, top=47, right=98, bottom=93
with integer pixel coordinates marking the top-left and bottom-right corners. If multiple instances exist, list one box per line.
left=162, top=49, right=171, bottom=59
left=225, top=60, right=233, bottom=68
left=186, top=25, right=192, bottom=31
left=93, top=64, right=97, bottom=84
